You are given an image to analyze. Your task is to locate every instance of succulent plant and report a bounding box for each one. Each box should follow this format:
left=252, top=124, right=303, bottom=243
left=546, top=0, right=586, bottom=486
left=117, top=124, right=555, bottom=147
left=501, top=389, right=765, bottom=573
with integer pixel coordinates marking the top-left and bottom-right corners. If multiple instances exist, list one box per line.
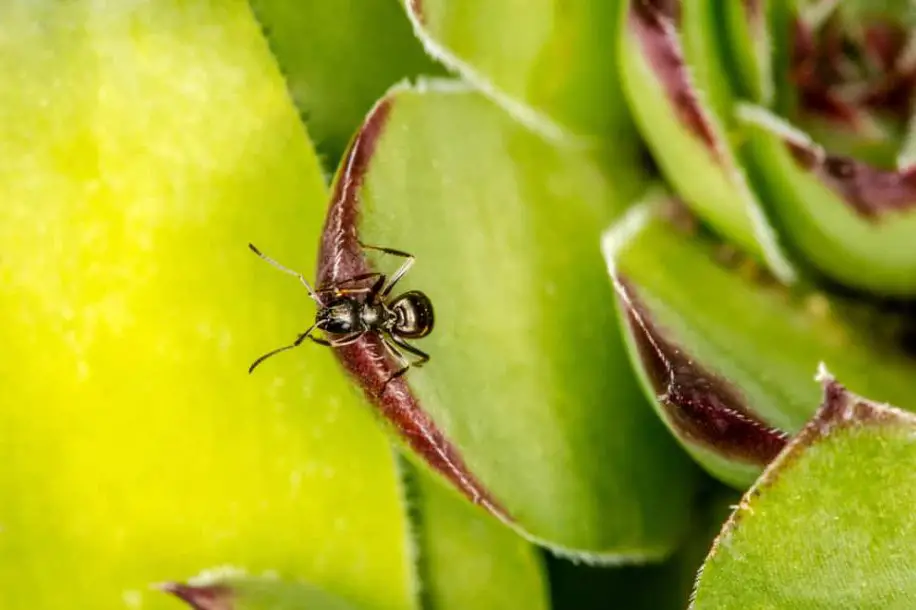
left=4, top=0, right=916, bottom=608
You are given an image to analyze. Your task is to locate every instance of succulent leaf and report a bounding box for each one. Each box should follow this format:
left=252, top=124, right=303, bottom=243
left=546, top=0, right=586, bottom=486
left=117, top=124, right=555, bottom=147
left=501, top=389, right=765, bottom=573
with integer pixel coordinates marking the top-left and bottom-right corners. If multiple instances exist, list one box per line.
left=401, top=0, right=637, bottom=144
left=723, top=0, right=774, bottom=105
left=0, top=2, right=416, bottom=608
left=318, top=79, right=699, bottom=557
left=619, top=0, right=796, bottom=282
left=402, top=460, right=551, bottom=610
left=602, top=189, right=916, bottom=485
left=163, top=571, right=360, bottom=610
left=691, top=371, right=916, bottom=608
left=738, top=103, right=916, bottom=296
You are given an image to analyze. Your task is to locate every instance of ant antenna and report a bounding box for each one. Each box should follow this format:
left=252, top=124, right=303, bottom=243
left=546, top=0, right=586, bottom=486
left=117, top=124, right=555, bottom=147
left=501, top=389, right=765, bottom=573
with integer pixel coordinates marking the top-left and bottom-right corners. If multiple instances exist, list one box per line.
left=248, top=243, right=321, bottom=303
left=248, top=323, right=318, bottom=374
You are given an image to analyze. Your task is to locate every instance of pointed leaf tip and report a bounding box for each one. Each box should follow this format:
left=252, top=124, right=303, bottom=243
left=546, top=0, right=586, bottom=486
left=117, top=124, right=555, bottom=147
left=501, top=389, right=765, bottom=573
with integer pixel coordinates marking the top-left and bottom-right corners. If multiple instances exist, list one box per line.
left=615, top=276, right=789, bottom=468
left=161, top=583, right=233, bottom=610
left=405, top=0, right=425, bottom=25
left=627, top=0, right=721, bottom=156
left=604, top=194, right=916, bottom=486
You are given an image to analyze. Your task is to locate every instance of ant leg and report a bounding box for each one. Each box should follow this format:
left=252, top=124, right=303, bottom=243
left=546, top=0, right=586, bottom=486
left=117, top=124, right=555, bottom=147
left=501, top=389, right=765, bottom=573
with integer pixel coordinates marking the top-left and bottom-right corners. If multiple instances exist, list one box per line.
left=315, top=272, right=382, bottom=297
left=315, top=286, right=374, bottom=299
left=358, top=242, right=415, bottom=298
left=331, top=333, right=365, bottom=347
left=248, top=323, right=317, bottom=373
left=379, top=337, right=412, bottom=390
left=249, top=243, right=320, bottom=302
left=389, top=335, right=430, bottom=368
left=308, top=332, right=364, bottom=347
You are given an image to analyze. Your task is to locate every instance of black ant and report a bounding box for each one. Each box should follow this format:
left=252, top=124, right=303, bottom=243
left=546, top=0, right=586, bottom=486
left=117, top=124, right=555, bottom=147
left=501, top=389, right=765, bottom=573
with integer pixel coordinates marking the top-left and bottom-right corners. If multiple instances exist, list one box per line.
left=247, top=242, right=434, bottom=387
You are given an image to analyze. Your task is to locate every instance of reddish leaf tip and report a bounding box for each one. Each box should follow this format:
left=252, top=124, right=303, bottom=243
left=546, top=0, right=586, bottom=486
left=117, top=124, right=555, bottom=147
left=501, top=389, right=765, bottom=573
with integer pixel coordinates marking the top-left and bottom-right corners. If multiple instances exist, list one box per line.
left=814, top=367, right=911, bottom=430
left=615, top=276, right=789, bottom=465
left=159, top=583, right=233, bottom=610
left=405, top=0, right=425, bottom=25
left=628, top=0, right=723, bottom=159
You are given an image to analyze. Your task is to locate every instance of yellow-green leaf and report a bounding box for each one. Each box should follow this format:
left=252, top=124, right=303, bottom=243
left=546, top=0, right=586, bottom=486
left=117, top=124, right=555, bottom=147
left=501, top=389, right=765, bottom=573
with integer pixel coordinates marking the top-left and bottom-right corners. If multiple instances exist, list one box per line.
left=0, top=2, right=413, bottom=608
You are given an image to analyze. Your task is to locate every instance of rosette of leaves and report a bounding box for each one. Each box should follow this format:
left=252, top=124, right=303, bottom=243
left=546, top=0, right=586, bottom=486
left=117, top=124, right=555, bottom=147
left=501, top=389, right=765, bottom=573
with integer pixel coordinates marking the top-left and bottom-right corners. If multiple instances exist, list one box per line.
left=5, top=0, right=916, bottom=609
left=613, top=0, right=916, bottom=483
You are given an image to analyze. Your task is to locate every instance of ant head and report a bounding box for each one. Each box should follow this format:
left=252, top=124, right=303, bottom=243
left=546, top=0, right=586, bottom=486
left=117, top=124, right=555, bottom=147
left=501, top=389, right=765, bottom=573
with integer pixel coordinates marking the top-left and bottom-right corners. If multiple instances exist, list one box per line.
left=317, top=298, right=360, bottom=335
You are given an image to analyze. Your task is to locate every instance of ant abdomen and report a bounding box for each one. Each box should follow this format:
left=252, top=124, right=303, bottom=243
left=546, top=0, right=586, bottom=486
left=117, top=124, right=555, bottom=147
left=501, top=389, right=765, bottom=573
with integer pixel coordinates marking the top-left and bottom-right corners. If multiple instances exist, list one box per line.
left=391, top=291, right=435, bottom=339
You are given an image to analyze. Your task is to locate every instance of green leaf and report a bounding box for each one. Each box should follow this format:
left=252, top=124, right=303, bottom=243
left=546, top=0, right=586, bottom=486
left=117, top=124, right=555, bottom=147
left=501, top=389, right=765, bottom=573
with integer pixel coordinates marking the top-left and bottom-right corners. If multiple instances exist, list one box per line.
left=737, top=104, right=916, bottom=297
left=0, top=2, right=415, bottom=608
left=618, top=0, right=795, bottom=283
left=163, top=570, right=361, bottom=610
left=322, top=79, right=698, bottom=557
left=401, top=0, right=636, bottom=143
left=403, top=460, right=550, bottom=610
left=249, top=0, right=443, bottom=164
left=602, top=189, right=916, bottom=486
left=722, top=0, right=773, bottom=105
left=691, top=372, right=916, bottom=609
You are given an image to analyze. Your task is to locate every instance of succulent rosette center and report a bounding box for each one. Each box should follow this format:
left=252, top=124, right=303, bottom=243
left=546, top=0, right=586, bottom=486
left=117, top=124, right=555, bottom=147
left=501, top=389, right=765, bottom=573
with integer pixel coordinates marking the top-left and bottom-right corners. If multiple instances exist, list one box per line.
left=792, top=2, right=916, bottom=165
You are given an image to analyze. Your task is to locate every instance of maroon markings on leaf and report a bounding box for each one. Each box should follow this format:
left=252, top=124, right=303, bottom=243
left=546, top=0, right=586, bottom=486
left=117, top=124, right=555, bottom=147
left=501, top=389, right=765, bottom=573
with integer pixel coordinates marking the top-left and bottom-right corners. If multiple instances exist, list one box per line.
left=815, top=374, right=906, bottom=433
left=614, top=276, right=789, bottom=465
left=161, top=583, right=233, bottom=610
left=791, top=16, right=916, bottom=131
left=628, top=0, right=722, bottom=159
left=316, top=97, right=508, bottom=521
left=752, top=372, right=913, bottom=487
left=787, top=142, right=916, bottom=218
left=405, top=0, right=425, bottom=25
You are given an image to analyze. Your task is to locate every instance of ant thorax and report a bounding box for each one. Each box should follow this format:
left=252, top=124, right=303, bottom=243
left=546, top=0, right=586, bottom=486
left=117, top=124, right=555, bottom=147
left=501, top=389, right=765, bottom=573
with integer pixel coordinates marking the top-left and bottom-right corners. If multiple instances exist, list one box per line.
left=357, top=300, right=396, bottom=332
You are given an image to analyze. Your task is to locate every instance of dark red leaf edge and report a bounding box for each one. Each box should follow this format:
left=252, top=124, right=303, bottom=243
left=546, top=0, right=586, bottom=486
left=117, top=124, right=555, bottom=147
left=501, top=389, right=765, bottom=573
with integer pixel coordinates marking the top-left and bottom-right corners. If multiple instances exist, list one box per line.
left=787, top=140, right=916, bottom=219
left=689, top=366, right=916, bottom=607
left=316, top=94, right=509, bottom=521
left=613, top=275, right=789, bottom=466
left=627, top=0, right=723, bottom=160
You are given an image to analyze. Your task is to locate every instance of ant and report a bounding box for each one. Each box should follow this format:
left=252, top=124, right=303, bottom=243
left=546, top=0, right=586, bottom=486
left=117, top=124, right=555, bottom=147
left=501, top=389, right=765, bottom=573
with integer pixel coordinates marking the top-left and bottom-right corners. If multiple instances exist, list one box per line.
left=247, top=241, right=434, bottom=388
